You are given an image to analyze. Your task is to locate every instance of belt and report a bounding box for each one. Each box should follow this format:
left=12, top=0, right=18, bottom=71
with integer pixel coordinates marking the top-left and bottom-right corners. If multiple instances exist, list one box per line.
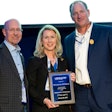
left=83, top=84, right=92, bottom=88
left=22, top=102, right=27, bottom=105
left=76, top=83, right=92, bottom=88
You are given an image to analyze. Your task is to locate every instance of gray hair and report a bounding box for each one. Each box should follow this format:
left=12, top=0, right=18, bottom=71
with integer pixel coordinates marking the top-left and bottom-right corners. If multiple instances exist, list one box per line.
left=69, top=0, right=88, bottom=16
left=3, top=18, right=22, bottom=29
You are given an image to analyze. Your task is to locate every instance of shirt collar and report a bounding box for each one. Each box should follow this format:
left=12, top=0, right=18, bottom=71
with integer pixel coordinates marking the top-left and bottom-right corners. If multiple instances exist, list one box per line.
left=4, top=40, right=21, bottom=52
left=75, top=22, right=93, bottom=37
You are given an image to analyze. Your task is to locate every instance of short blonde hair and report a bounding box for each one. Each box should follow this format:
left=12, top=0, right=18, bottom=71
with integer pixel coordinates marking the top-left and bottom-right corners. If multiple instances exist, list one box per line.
left=34, top=25, right=63, bottom=58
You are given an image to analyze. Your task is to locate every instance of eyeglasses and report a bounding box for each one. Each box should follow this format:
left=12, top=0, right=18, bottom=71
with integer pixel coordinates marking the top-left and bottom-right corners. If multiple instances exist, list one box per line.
left=5, top=28, right=23, bottom=33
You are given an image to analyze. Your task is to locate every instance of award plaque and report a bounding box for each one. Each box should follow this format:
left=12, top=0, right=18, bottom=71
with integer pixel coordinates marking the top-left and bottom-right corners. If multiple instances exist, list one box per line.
left=49, top=71, right=75, bottom=105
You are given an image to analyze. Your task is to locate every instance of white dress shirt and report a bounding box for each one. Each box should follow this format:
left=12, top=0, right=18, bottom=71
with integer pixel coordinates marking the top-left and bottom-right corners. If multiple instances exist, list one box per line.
left=45, top=57, right=58, bottom=91
left=75, top=23, right=93, bottom=85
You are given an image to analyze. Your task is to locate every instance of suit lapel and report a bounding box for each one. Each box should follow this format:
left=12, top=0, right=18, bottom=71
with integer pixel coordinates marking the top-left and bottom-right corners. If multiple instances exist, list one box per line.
left=1, top=43, right=21, bottom=80
left=71, top=32, right=76, bottom=71
left=19, top=52, right=28, bottom=86
left=20, top=52, right=25, bottom=71
left=57, top=58, right=65, bottom=72
left=88, top=24, right=100, bottom=61
left=41, top=56, right=48, bottom=72
left=70, top=32, right=75, bottom=58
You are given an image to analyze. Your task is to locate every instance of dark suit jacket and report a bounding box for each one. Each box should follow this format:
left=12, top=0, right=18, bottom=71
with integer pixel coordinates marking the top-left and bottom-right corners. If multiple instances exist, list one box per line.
left=64, top=23, right=112, bottom=109
left=26, top=56, right=71, bottom=112
left=0, top=42, right=29, bottom=112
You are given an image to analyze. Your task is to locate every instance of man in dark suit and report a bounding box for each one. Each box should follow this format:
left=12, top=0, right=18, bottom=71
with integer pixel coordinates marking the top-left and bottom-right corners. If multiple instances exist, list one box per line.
left=0, top=19, right=29, bottom=112
left=64, top=1, right=112, bottom=112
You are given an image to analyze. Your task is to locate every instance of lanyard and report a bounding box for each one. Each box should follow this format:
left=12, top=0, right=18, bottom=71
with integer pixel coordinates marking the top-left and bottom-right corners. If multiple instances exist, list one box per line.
left=47, top=58, right=58, bottom=72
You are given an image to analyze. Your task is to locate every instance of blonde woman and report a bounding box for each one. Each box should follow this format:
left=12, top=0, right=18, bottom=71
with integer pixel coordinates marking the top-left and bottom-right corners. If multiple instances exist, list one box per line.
left=26, top=25, right=75, bottom=112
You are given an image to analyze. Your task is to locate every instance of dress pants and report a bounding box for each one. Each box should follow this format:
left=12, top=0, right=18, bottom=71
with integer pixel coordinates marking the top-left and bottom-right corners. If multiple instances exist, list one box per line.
left=72, top=83, right=109, bottom=112
left=22, top=103, right=28, bottom=112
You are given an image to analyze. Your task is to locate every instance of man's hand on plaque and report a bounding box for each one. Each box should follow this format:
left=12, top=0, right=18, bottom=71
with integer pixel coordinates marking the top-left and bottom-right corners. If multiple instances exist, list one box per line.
left=70, top=72, right=76, bottom=82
